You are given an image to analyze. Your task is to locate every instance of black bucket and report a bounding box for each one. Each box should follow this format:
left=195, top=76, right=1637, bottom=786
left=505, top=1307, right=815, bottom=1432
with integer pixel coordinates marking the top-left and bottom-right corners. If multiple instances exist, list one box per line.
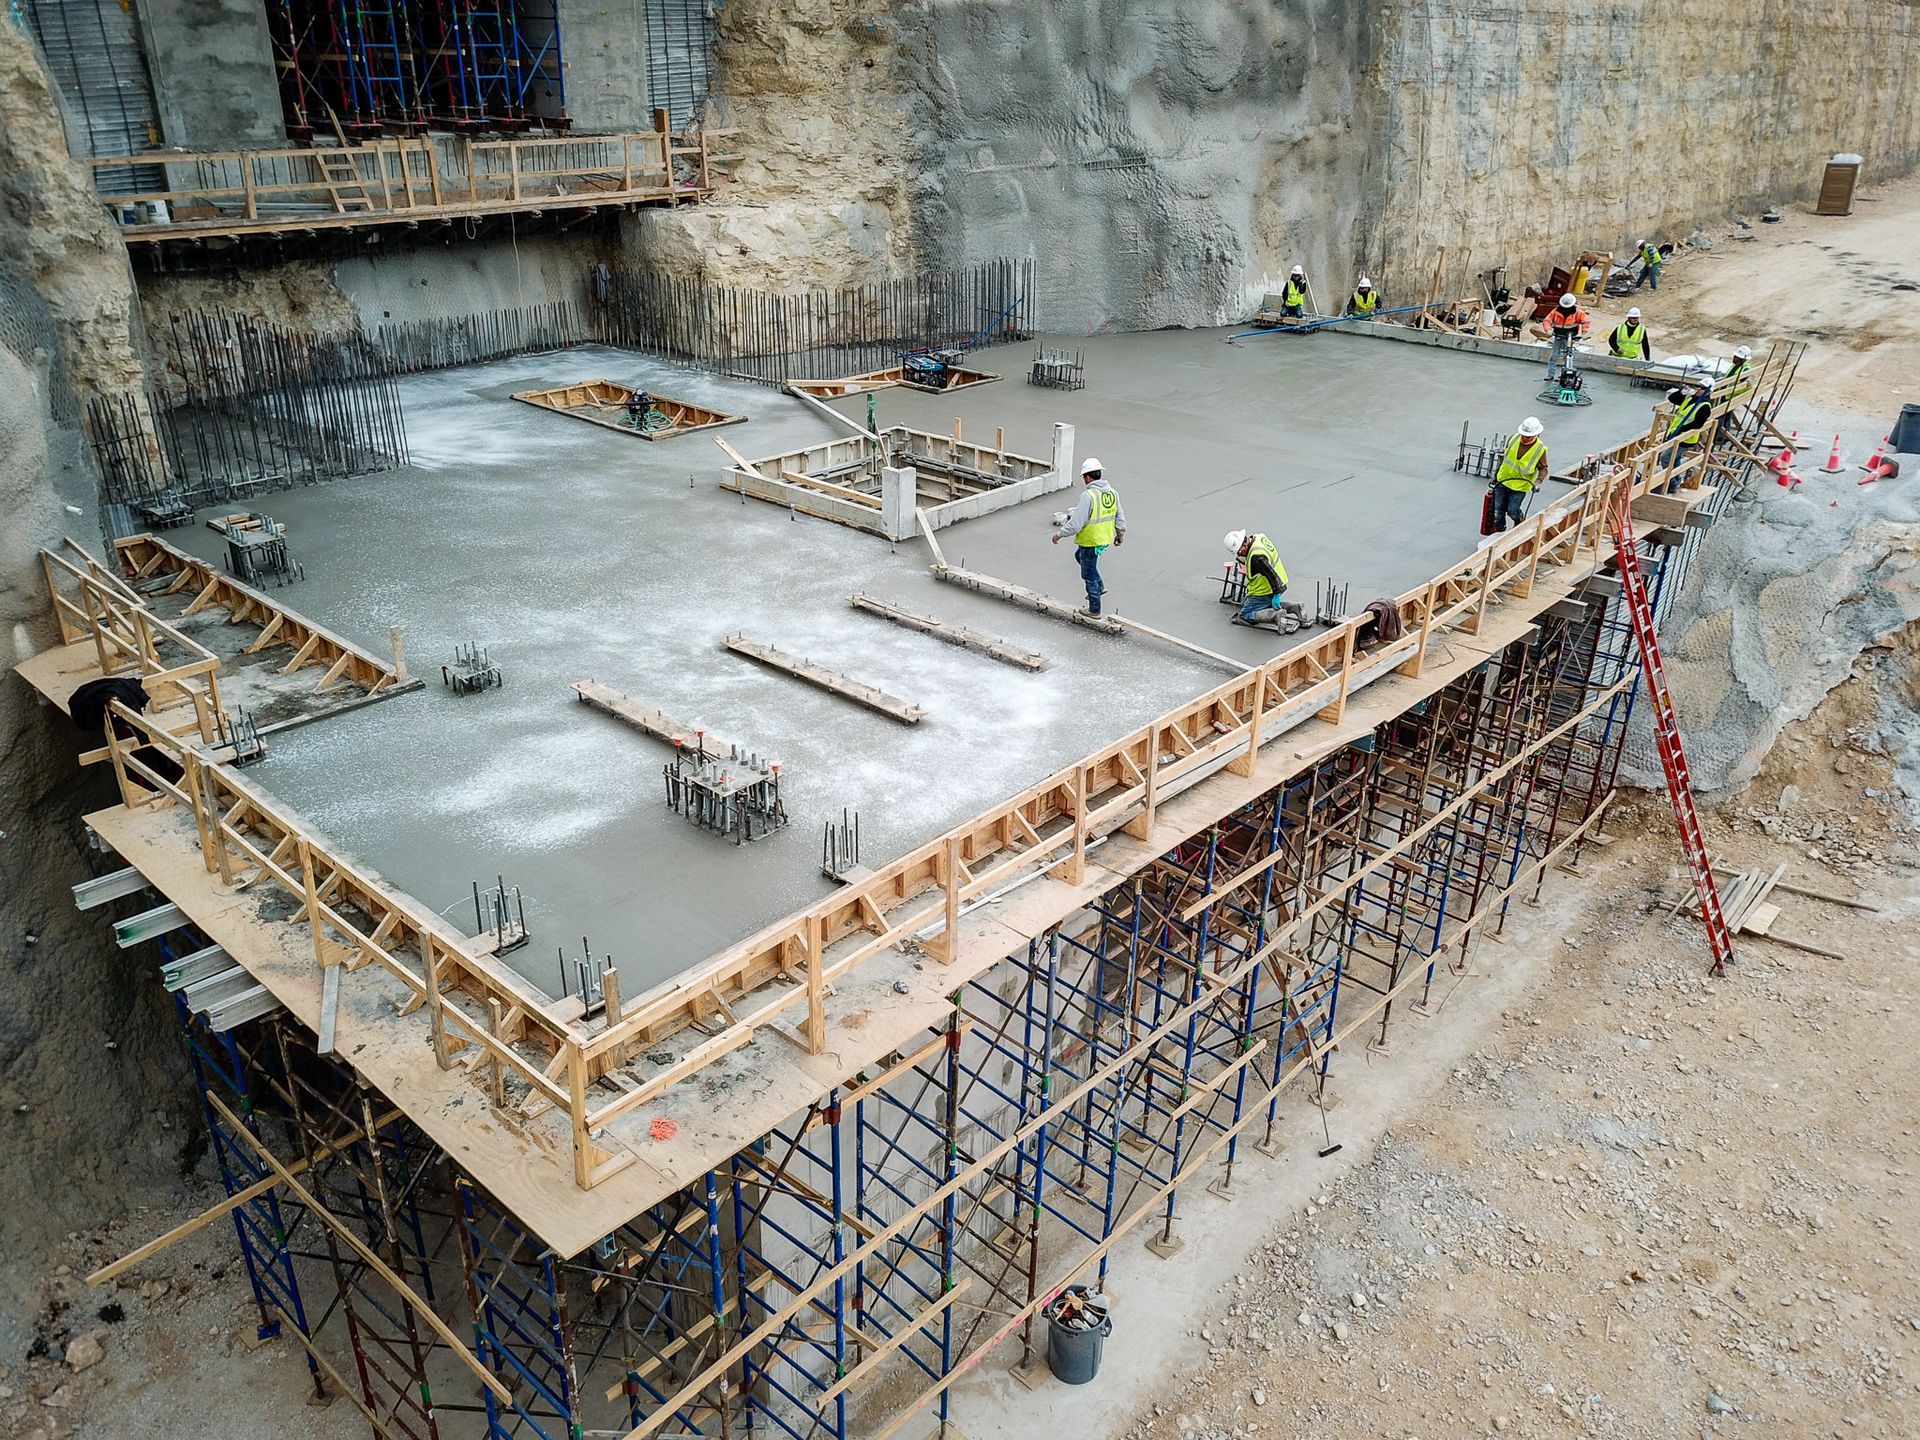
left=1889, top=403, right=1920, bottom=454
left=1043, top=1286, right=1112, bottom=1385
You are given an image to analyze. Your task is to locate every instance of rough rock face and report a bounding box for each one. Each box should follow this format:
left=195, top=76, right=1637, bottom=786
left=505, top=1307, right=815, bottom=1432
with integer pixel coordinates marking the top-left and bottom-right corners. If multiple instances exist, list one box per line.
left=0, top=24, right=191, bottom=1349
left=1633, top=490, right=1920, bottom=797
left=642, top=0, right=1920, bottom=331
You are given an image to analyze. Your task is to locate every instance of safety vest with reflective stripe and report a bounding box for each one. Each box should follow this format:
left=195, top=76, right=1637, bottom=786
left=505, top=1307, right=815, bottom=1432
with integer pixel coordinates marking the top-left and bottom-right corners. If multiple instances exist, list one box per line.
left=1667, top=396, right=1706, bottom=445
left=1349, top=289, right=1377, bottom=315
left=1640, top=243, right=1661, bottom=268
left=1245, top=534, right=1287, bottom=597
left=1725, top=359, right=1752, bottom=398
left=1612, top=322, right=1647, bottom=359
left=1497, top=435, right=1548, bottom=492
left=1076, top=486, right=1120, bottom=548
left=1284, top=279, right=1307, bottom=307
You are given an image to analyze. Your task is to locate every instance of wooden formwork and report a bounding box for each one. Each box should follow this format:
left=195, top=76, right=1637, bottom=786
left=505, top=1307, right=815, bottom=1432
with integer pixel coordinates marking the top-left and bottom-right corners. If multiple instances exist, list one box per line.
left=511, top=380, right=746, bottom=441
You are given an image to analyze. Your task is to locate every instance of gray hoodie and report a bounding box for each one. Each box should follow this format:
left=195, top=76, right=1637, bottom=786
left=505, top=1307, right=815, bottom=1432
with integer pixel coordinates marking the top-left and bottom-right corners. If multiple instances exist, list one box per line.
left=1054, top=479, right=1127, bottom=544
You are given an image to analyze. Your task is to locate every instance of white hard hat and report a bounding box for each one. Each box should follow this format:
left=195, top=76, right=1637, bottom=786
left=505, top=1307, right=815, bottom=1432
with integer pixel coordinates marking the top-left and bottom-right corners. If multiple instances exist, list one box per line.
left=1290, top=265, right=1304, bottom=277
left=1518, top=416, right=1544, bottom=437
left=1558, top=293, right=1576, bottom=309
left=1734, top=344, right=1751, bottom=360
left=1358, top=277, right=1373, bottom=288
left=1223, top=529, right=1248, bottom=553
left=1626, top=306, right=1641, bottom=320
left=1080, top=457, right=1103, bottom=477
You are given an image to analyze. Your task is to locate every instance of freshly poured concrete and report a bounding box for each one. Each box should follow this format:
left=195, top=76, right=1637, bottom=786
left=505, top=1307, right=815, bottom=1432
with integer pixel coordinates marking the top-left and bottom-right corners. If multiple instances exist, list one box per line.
left=163, top=331, right=1654, bottom=1000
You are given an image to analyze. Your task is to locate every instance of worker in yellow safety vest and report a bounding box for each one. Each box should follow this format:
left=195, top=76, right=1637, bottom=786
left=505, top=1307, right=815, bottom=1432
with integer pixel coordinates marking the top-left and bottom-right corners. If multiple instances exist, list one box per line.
left=1281, top=266, right=1310, bottom=318
left=1344, top=278, right=1379, bottom=317
left=1489, top=416, right=1548, bottom=533
left=1051, top=457, right=1126, bottom=617
left=1657, top=381, right=1713, bottom=485
left=1634, top=239, right=1663, bottom=291
left=1723, top=344, right=1754, bottom=399
left=1223, top=529, right=1300, bottom=630
left=1608, top=307, right=1652, bottom=361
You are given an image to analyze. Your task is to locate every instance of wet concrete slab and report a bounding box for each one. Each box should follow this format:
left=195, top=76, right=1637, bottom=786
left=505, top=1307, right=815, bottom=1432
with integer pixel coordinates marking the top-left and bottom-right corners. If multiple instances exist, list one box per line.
left=160, top=331, right=1652, bottom=999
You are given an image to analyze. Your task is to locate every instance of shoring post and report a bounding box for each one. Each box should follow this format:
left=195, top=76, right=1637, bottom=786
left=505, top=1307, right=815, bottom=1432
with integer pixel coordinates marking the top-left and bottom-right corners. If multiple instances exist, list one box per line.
left=826, top=1091, right=849, bottom=1439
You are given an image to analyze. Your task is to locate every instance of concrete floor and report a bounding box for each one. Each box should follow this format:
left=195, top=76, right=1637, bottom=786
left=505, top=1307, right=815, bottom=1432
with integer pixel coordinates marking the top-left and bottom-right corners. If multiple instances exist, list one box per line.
left=162, top=331, right=1654, bottom=999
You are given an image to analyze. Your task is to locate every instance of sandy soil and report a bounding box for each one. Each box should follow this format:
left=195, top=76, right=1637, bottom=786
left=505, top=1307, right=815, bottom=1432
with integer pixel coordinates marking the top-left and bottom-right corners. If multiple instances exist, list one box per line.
left=1582, top=174, right=1920, bottom=421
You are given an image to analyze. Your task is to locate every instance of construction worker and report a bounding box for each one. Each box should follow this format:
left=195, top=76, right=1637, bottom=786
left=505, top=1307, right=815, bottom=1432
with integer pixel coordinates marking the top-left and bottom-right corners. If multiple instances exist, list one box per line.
left=1634, top=239, right=1663, bottom=291
left=1222, top=529, right=1296, bottom=629
left=1344, top=278, right=1379, bottom=317
left=1051, top=457, right=1125, bottom=617
left=1608, top=307, right=1653, bottom=361
left=1489, top=416, right=1548, bottom=532
left=1281, top=266, right=1310, bottom=318
left=1657, top=380, right=1714, bottom=483
left=1724, top=344, right=1754, bottom=399
left=1542, top=293, right=1587, bottom=380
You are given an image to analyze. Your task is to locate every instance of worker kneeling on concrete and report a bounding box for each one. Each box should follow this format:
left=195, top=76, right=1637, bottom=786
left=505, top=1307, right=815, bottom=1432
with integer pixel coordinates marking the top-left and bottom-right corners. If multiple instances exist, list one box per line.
left=1052, top=458, right=1125, bottom=617
left=1224, top=529, right=1305, bottom=631
left=1344, top=278, right=1379, bottom=317
left=1281, top=266, right=1310, bottom=318
left=1488, top=417, right=1547, bottom=533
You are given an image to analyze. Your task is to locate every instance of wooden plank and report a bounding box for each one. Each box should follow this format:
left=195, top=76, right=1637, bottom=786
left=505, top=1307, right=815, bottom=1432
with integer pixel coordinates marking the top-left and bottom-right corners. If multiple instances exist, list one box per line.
left=723, top=635, right=928, bottom=724
left=848, top=593, right=1048, bottom=670
left=571, top=679, right=741, bottom=756
left=932, top=563, right=1124, bottom=636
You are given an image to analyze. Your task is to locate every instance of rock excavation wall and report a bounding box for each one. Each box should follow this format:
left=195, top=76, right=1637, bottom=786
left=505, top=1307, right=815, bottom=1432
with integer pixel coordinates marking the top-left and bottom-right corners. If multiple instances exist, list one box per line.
left=630, top=0, right=1920, bottom=332
left=0, top=24, right=197, bottom=1348
left=1629, top=479, right=1920, bottom=810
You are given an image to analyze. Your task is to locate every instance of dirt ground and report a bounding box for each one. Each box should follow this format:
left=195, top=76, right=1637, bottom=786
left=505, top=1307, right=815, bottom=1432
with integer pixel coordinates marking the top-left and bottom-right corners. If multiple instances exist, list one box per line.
left=1581, top=173, right=1920, bottom=420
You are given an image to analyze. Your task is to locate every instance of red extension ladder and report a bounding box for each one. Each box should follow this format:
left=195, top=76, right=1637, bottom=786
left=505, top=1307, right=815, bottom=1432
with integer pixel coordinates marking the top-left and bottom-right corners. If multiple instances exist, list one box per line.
left=1608, top=481, right=1737, bottom=977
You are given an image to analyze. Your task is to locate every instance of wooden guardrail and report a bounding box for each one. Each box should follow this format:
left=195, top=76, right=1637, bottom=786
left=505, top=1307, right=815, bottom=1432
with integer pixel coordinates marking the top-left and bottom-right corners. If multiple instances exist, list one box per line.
left=114, top=534, right=405, bottom=698
left=40, top=543, right=225, bottom=745
left=87, top=125, right=733, bottom=242
left=87, top=373, right=1763, bottom=1191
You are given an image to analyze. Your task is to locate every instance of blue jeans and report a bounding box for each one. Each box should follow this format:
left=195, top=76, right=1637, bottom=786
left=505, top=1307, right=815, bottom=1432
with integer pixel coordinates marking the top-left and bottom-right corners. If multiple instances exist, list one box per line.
left=1490, top=484, right=1529, bottom=532
left=1635, top=262, right=1661, bottom=291
left=1239, top=588, right=1286, bottom=623
left=1546, top=330, right=1574, bottom=380
left=1075, top=545, right=1106, bottom=613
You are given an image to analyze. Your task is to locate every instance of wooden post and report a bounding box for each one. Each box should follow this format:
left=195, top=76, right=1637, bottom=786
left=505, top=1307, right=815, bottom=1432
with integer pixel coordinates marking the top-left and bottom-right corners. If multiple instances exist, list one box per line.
left=200, top=761, right=235, bottom=887
left=1316, top=627, right=1356, bottom=724
left=805, top=912, right=826, bottom=1053
left=567, top=1045, right=592, bottom=1187
left=388, top=625, right=409, bottom=682
left=1397, top=595, right=1434, bottom=679
left=423, top=933, right=450, bottom=1068
left=296, top=837, right=333, bottom=971
left=463, top=137, right=477, bottom=203
left=602, top=967, right=622, bottom=1026
left=1064, top=767, right=1089, bottom=885
left=242, top=156, right=257, bottom=220
left=1126, top=728, right=1161, bottom=840
left=621, top=134, right=633, bottom=194
left=938, top=835, right=962, bottom=965
left=184, top=751, right=216, bottom=870
left=486, top=998, right=506, bottom=1105
left=508, top=141, right=520, bottom=202
left=1231, top=673, right=1264, bottom=777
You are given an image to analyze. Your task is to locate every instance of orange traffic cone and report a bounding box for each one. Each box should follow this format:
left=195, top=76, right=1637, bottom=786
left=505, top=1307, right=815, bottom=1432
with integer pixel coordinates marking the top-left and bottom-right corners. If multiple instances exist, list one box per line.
left=1863, top=435, right=1889, bottom=472
left=1822, top=434, right=1845, bottom=474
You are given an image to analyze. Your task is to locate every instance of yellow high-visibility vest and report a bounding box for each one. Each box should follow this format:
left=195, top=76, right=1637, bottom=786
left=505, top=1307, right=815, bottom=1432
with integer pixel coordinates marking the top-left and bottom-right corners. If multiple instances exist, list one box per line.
left=1667, top=396, right=1705, bottom=445
left=1612, top=322, right=1647, bottom=359
left=1245, top=534, right=1287, bottom=597
left=1496, top=435, right=1548, bottom=492
left=1349, top=289, right=1377, bottom=315
left=1284, top=280, right=1307, bottom=307
left=1075, top=486, right=1120, bottom=548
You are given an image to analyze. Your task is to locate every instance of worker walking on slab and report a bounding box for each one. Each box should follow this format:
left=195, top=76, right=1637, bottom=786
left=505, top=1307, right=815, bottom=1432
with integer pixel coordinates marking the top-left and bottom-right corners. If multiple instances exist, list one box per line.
left=1608, top=308, right=1653, bottom=361
left=1052, top=457, right=1125, bottom=617
left=1281, top=266, right=1310, bottom=319
left=1487, top=416, right=1548, bottom=533
left=1344, top=278, right=1379, bottom=317
left=1542, top=293, right=1588, bottom=380
left=1223, top=530, right=1301, bottom=630
left=1633, top=239, right=1664, bottom=291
